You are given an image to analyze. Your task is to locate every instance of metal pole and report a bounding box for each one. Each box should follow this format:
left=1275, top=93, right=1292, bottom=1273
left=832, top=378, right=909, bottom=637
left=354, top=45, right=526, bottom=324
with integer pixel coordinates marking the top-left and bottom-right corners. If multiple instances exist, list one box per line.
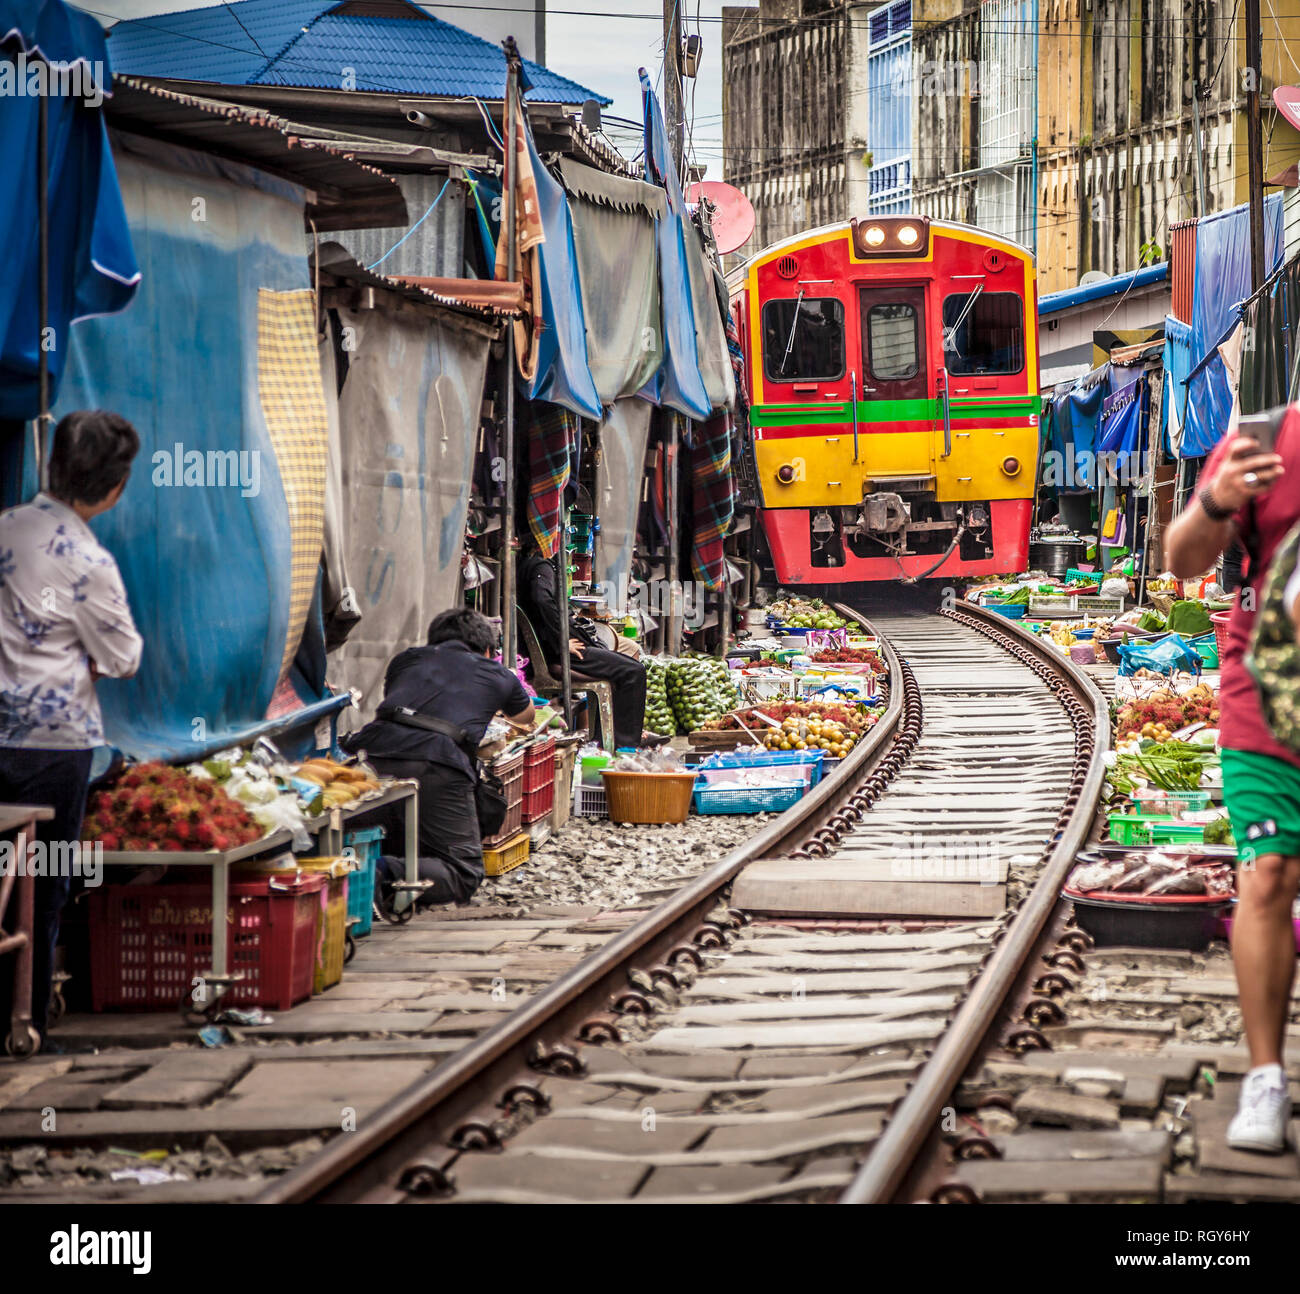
left=555, top=524, right=573, bottom=727
left=1245, top=0, right=1266, bottom=292
left=500, top=41, right=521, bottom=673
left=1191, top=85, right=1209, bottom=218
left=663, top=0, right=684, bottom=183
left=667, top=415, right=682, bottom=653
left=36, top=92, right=50, bottom=492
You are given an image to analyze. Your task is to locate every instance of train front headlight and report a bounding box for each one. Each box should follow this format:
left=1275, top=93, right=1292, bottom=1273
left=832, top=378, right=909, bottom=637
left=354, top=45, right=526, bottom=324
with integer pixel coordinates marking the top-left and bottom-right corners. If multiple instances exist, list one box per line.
left=863, top=225, right=886, bottom=248
left=896, top=224, right=920, bottom=247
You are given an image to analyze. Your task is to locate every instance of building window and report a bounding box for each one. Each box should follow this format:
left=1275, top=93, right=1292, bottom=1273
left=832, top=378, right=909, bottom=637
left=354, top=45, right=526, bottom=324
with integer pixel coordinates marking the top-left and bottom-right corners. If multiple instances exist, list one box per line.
left=865, top=303, right=919, bottom=380
left=762, top=297, right=846, bottom=382
left=942, top=292, right=1024, bottom=375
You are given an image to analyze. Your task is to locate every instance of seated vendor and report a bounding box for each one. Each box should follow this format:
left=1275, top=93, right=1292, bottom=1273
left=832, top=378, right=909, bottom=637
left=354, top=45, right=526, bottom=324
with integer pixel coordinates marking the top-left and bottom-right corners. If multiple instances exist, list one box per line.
left=517, top=539, right=648, bottom=749
left=342, top=608, right=533, bottom=909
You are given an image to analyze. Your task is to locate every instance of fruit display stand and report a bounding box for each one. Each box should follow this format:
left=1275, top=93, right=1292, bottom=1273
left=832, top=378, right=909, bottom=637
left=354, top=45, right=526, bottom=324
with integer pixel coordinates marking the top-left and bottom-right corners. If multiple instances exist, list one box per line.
left=95, top=780, right=418, bottom=1013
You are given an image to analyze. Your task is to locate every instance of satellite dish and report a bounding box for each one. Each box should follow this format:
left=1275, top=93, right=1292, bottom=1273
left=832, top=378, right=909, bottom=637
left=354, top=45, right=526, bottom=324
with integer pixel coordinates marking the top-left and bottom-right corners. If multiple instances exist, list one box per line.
left=1275, top=85, right=1300, bottom=132
left=686, top=181, right=756, bottom=254
left=1079, top=270, right=1111, bottom=286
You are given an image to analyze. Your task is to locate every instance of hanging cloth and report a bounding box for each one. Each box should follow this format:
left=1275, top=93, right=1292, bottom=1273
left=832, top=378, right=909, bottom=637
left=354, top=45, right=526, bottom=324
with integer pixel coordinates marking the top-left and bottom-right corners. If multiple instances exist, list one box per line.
left=689, top=411, right=733, bottom=591
left=525, top=402, right=577, bottom=558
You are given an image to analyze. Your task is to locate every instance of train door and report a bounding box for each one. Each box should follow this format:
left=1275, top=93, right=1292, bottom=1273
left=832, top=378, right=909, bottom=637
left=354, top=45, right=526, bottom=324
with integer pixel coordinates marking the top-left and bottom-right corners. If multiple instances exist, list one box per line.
left=858, top=285, right=928, bottom=403
left=856, top=285, right=930, bottom=482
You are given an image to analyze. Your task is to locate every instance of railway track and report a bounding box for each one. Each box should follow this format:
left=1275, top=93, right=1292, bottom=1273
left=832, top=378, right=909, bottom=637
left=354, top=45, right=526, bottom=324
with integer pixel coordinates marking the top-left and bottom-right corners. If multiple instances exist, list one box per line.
left=259, top=600, right=1111, bottom=1204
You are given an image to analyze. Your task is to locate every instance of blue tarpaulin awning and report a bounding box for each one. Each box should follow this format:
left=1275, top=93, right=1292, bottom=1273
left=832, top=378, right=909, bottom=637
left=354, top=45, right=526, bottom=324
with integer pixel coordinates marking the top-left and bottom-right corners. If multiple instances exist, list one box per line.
left=638, top=69, right=711, bottom=421
left=0, top=0, right=140, bottom=420
left=1181, top=196, right=1283, bottom=458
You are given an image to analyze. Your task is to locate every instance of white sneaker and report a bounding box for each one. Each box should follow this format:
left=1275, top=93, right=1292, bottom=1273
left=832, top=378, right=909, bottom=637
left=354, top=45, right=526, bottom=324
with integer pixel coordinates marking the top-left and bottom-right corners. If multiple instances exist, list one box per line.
left=1226, top=1067, right=1292, bottom=1154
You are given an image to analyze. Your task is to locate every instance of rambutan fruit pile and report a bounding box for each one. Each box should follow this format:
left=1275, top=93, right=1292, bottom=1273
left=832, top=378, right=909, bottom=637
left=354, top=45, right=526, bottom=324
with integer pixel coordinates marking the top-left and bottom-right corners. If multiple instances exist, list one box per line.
left=83, top=761, right=264, bottom=853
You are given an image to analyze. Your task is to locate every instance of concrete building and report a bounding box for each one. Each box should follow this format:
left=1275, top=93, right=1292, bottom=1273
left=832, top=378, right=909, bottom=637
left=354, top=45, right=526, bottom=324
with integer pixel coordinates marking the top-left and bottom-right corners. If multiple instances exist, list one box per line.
left=721, top=1, right=874, bottom=253
left=913, top=0, right=1300, bottom=295
left=724, top=0, right=1300, bottom=295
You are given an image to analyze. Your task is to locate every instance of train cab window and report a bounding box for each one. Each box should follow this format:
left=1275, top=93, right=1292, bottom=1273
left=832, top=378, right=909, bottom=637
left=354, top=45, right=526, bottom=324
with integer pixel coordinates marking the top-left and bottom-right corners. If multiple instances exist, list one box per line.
left=762, top=297, right=845, bottom=383
left=942, top=292, right=1025, bottom=375
left=865, top=303, right=920, bottom=380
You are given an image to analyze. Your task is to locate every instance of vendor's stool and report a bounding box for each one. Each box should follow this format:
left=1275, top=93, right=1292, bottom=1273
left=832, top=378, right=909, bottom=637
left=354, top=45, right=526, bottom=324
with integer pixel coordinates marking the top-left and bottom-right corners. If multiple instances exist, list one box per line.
left=518, top=613, right=616, bottom=752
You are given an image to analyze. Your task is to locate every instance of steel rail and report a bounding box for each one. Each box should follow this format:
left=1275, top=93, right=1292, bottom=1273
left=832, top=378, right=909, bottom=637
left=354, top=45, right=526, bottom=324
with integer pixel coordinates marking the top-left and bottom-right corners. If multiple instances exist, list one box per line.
left=259, top=606, right=903, bottom=1204
left=838, top=599, right=1110, bottom=1204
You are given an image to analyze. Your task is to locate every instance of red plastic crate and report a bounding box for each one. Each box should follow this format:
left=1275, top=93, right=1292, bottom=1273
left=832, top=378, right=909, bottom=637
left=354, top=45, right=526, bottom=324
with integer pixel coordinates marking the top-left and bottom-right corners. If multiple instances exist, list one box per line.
left=522, top=778, right=555, bottom=824
left=482, top=796, right=523, bottom=849
left=495, top=749, right=525, bottom=808
left=522, top=736, right=556, bottom=792
left=88, top=874, right=324, bottom=1012
left=483, top=749, right=526, bottom=848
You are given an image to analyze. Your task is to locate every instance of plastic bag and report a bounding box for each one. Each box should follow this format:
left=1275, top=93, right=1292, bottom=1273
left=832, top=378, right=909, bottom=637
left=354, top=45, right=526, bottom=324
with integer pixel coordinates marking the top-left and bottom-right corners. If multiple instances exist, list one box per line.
left=249, top=792, right=313, bottom=851
left=1116, top=633, right=1203, bottom=677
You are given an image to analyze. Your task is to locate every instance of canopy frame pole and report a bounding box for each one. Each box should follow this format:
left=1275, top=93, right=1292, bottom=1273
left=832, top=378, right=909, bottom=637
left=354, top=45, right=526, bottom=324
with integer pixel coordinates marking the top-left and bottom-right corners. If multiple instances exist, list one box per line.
left=500, top=39, right=521, bottom=676
left=556, top=499, right=573, bottom=730
left=667, top=414, right=682, bottom=654
left=36, top=91, right=51, bottom=492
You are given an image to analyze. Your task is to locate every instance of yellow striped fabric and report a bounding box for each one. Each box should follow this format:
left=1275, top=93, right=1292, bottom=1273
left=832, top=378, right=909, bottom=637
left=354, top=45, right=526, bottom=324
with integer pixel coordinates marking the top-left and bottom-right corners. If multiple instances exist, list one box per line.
left=257, top=288, right=328, bottom=685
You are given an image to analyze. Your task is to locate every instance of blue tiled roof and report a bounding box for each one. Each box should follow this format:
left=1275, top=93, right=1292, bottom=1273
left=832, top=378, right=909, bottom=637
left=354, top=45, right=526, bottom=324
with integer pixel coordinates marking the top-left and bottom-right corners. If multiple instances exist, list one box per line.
left=105, top=0, right=609, bottom=104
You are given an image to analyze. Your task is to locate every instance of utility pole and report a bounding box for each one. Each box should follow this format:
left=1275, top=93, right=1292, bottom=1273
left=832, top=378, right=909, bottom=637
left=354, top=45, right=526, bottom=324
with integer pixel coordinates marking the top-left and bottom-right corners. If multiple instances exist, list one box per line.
left=501, top=38, right=521, bottom=674
left=663, top=0, right=684, bottom=655
left=663, top=0, right=684, bottom=182
left=1246, top=0, right=1266, bottom=291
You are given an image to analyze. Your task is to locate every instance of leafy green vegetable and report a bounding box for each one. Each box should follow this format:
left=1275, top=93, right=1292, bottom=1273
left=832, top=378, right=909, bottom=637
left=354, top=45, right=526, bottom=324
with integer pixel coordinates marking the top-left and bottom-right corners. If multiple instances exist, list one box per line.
left=1204, top=814, right=1235, bottom=846
left=1166, top=600, right=1212, bottom=637
left=1136, top=609, right=1167, bottom=632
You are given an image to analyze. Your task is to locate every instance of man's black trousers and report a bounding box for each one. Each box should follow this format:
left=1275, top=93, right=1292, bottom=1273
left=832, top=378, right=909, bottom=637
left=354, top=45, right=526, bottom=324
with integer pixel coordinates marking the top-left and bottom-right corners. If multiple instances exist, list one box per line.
left=354, top=757, right=483, bottom=907
left=568, top=647, right=646, bottom=748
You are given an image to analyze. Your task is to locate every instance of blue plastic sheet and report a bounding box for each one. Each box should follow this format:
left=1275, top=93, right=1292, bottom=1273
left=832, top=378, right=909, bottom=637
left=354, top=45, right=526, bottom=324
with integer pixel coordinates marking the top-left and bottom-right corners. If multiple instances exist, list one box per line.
left=1099, top=375, right=1144, bottom=458
left=516, top=117, right=601, bottom=419
left=0, top=0, right=139, bottom=419
left=1182, top=196, right=1283, bottom=457
left=46, top=143, right=324, bottom=760
left=638, top=70, right=711, bottom=420
left=1163, top=314, right=1192, bottom=455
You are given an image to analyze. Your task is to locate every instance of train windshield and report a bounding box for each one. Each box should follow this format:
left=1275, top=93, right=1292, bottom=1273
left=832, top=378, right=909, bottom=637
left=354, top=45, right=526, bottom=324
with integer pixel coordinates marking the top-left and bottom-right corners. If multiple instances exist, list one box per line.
left=941, top=292, right=1025, bottom=375
left=762, top=297, right=845, bottom=382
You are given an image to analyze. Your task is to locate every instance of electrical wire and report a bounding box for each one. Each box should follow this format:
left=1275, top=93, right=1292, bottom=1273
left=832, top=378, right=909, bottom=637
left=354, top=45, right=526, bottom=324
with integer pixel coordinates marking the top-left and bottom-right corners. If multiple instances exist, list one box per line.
left=367, top=177, right=453, bottom=269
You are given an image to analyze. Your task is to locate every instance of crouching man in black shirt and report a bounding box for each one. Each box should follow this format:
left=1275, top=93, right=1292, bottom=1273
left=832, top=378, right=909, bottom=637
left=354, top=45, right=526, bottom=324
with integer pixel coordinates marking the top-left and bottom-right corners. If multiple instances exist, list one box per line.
left=342, top=608, right=533, bottom=908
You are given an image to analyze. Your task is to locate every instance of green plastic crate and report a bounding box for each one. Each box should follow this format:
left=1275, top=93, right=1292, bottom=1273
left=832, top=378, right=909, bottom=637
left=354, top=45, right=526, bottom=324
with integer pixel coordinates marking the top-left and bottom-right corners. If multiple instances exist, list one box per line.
left=1108, top=813, right=1208, bottom=846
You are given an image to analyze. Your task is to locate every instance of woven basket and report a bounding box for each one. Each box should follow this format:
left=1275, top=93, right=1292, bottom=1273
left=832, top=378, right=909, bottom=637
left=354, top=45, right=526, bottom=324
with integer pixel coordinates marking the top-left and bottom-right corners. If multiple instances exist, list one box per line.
left=1211, top=609, right=1233, bottom=661
left=601, top=771, right=697, bottom=825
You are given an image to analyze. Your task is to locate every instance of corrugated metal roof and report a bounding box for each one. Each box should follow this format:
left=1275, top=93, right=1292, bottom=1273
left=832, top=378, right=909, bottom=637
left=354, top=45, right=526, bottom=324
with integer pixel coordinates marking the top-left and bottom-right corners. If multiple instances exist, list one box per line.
left=1037, top=263, right=1169, bottom=317
left=106, top=0, right=609, bottom=104
left=107, top=74, right=408, bottom=230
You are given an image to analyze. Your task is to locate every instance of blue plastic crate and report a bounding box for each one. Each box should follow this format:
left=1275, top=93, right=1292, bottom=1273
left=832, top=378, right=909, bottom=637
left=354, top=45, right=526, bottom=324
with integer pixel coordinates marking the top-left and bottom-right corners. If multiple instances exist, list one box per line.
left=697, top=749, right=825, bottom=787
left=343, top=826, right=384, bottom=937
left=692, top=781, right=805, bottom=815
left=985, top=602, right=1027, bottom=620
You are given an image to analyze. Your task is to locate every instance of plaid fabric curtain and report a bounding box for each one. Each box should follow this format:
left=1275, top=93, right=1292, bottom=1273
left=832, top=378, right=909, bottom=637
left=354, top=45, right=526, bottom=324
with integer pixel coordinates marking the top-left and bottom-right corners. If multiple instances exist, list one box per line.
left=689, top=411, right=733, bottom=591
left=525, top=402, right=578, bottom=558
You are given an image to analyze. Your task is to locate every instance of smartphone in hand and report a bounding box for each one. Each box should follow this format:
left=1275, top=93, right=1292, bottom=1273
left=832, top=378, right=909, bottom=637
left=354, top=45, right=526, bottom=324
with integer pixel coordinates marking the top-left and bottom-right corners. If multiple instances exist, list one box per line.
left=1238, top=408, right=1285, bottom=454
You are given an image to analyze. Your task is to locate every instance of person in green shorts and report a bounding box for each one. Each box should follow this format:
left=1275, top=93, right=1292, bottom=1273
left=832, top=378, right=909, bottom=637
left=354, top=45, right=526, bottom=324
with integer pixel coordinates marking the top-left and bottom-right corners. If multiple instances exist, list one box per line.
left=1167, top=409, right=1296, bottom=1153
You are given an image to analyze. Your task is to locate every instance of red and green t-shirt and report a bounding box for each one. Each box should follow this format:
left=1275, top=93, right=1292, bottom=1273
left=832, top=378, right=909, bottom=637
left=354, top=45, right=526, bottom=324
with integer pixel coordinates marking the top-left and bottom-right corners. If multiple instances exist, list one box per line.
left=1201, top=408, right=1300, bottom=769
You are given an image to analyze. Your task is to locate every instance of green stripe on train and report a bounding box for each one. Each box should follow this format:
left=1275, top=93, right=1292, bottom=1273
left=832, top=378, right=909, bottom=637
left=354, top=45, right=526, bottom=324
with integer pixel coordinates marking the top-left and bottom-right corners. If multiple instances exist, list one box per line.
left=750, top=395, right=1042, bottom=428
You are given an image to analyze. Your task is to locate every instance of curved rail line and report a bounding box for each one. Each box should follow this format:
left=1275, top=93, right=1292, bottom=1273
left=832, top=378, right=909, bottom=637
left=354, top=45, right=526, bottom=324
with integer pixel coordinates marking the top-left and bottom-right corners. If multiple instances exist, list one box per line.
left=259, top=600, right=1108, bottom=1205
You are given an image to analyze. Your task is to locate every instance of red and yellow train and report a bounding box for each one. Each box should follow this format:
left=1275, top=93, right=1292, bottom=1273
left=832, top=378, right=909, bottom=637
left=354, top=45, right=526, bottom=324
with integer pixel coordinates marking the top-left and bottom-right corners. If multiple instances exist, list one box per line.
left=730, top=215, right=1040, bottom=586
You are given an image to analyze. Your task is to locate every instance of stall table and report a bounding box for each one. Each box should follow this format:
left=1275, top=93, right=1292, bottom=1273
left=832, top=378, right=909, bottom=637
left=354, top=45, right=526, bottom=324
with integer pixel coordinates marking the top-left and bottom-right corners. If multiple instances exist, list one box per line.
left=0, top=804, right=55, bottom=1057
left=97, top=781, right=417, bottom=1006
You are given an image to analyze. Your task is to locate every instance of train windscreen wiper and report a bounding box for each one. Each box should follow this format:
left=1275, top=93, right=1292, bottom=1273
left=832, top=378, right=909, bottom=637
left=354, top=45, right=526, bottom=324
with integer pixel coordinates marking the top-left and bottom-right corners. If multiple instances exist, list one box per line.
left=779, top=289, right=806, bottom=375
left=942, top=283, right=983, bottom=359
